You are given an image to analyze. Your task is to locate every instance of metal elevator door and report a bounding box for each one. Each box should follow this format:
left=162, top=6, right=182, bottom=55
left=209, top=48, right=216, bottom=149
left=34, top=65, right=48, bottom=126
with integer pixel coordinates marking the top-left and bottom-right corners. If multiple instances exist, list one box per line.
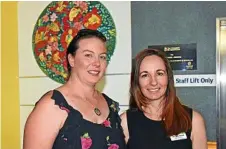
left=216, top=18, right=226, bottom=149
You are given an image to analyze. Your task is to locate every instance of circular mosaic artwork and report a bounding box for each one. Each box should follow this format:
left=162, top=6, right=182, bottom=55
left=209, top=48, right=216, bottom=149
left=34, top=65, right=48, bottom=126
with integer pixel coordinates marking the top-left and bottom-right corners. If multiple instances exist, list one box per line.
left=32, top=1, right=116, bottom=84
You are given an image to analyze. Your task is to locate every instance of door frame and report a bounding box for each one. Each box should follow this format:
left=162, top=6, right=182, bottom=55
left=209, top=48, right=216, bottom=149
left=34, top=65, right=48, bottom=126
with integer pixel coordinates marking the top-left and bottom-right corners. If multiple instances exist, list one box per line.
left=216, top=17, right=226, bottom=149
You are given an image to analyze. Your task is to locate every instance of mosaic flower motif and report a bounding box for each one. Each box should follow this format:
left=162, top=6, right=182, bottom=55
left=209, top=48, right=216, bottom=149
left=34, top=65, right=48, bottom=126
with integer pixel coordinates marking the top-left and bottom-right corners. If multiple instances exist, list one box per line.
left=32, top=1, right=116, bottom=84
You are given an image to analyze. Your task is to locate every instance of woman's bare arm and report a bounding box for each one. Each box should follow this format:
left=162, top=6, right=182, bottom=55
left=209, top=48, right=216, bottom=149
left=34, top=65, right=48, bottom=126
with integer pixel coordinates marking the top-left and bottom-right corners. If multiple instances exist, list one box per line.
left=23, top=92, right=67, bottom=149
left=120, top=112, right=129, bottom=143
left=191, top=110, right=208, bottom=149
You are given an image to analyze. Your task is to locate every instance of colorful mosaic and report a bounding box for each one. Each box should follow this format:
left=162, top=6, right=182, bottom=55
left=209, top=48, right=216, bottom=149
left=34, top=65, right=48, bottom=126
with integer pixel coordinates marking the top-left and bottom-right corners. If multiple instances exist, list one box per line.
left=32, top=1, right=116, bottom=84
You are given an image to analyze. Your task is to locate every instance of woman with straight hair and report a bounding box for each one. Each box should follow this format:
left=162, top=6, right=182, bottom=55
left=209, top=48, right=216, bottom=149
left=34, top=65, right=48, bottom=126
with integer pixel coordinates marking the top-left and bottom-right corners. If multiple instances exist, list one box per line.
left=120, top=49, right=207, bottom=149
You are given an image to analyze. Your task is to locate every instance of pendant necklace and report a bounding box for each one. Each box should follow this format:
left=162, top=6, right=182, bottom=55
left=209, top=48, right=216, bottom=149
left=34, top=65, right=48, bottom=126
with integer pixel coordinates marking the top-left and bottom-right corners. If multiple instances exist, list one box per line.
left=94, top=107, right=101, bottom=116
left=84, top=97, right=101, bottom=116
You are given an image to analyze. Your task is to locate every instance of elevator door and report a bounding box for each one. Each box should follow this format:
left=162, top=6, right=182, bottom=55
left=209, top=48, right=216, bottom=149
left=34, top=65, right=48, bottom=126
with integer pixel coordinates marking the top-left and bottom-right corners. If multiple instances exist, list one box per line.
left=216, top=18, right=226, bottom=149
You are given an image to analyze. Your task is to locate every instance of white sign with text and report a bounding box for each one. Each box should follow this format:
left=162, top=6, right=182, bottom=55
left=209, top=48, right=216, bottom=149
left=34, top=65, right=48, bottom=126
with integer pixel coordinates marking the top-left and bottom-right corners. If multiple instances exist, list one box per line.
left=174, top=74, right=216, bottom=87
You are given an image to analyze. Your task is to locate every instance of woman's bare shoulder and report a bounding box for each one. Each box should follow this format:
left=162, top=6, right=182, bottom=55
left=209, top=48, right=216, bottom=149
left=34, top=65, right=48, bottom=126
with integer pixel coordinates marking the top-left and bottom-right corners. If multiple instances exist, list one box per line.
left=192, top=110, right=205, bottom=123
left=23, top=90, right=66, bottom=149
left=28, top=90, right=66, bottom=124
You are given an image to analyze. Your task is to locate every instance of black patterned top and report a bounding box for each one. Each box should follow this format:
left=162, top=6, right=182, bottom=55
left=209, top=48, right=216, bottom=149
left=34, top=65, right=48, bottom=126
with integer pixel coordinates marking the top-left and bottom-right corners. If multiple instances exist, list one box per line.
left=51, top=90, right=126, bottom=149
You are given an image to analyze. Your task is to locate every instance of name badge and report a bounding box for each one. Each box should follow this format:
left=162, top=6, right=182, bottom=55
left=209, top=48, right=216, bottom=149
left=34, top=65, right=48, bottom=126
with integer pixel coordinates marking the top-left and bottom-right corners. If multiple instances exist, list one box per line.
left=170, top=132, right=187, bottom=141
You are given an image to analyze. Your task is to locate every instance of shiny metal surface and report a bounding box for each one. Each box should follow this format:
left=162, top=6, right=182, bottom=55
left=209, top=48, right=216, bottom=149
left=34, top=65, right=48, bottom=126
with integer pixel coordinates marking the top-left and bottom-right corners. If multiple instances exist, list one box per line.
left=216, top=18, right=226, bottom=149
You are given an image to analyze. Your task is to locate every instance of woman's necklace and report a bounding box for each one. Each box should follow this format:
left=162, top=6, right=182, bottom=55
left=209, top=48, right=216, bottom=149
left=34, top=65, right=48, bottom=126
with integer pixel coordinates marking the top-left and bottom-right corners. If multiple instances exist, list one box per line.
left=94, top=107, right=101, bottom=116
left=83, top=97, right=101, bottom=116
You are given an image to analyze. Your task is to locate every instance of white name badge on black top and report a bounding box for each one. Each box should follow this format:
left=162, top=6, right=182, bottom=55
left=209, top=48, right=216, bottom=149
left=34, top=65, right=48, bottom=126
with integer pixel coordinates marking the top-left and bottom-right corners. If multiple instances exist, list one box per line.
left=170, top=132, right=187, bottom=141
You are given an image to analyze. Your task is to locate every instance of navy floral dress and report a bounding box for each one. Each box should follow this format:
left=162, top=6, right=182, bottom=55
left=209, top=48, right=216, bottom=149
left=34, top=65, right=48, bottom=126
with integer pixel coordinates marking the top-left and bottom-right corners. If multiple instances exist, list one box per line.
left=51, top=90, right=126, bottom=149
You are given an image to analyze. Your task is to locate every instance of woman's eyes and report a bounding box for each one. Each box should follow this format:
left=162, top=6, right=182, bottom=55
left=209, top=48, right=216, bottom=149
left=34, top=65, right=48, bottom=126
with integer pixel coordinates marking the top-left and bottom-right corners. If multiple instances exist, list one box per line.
left=84, top=53, right=106, bottom=60
left=141, top=74, right=148, bottom=78
left=100, top=55, right=107, bottom=60
left=140, top=72, right=165, bottom=78
left=84, top=53, right=93, bottom=58
left=157, top=72, right=164, bottom=76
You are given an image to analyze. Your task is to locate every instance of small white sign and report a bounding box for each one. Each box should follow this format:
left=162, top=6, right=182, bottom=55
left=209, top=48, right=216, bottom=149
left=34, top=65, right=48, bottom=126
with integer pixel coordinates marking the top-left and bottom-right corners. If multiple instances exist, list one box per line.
left=174, top=74, right=216, bottom=87
left=170, top=132, right=187, bottom=141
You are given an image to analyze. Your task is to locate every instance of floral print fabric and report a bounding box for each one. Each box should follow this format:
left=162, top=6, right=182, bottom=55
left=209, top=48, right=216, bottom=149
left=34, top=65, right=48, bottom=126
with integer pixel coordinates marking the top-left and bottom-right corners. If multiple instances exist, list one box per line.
left=51, top=90, right=125, bottom=149
left=81, top=133, right=92, bottom=149
left=80, top=100, right=121, bottom=149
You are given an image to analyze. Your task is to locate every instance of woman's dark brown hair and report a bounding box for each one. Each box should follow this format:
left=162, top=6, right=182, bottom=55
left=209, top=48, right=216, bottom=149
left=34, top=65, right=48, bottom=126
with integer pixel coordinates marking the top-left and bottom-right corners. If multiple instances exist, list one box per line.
left=129, top=48, right=192, bottom=136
